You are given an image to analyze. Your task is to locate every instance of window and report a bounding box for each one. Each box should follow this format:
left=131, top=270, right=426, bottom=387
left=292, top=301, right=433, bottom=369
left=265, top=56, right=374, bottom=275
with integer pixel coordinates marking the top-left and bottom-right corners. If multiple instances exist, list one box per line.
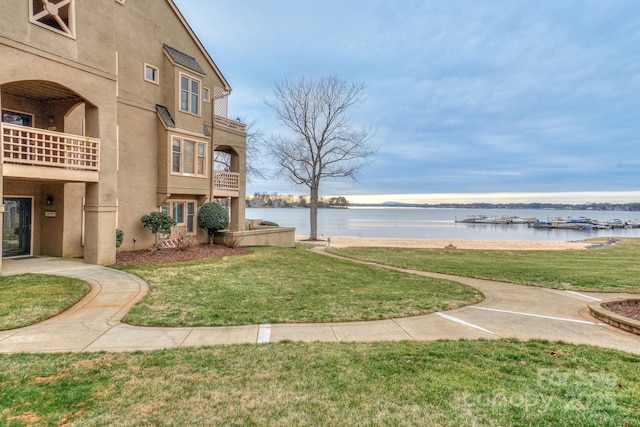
left=203, top=87, right=210, bottom=103
left=161, top=201, right=197, bottom=234
left=173, top=202, right=185, bottom=224
left=30, top=0, right=76, bottom=39
left=187, top=203, right=195, bottom=233
left=172, top=139, right=181, bottom=173
left=183, top=141, right=194, bottom=174
left=171, top=137, right=206, bottom=176
left=144, top=64, right=159, bottom=84
left=197, top=143, right=206, bottom=175
left=2, top=110, right=33, bottom=127
left=180, top=73, right=200, bottom=115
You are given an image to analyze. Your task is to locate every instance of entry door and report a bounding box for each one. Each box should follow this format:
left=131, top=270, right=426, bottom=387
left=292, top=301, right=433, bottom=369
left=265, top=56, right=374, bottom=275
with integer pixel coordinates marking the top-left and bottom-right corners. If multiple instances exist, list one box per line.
left=2, top=198, right=32, bottom=257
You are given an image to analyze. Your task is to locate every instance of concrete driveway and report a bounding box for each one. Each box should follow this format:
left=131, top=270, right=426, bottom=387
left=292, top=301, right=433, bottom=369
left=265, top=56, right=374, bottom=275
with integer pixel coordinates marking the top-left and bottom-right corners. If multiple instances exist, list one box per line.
left=0, top=254, right=638, bottom=354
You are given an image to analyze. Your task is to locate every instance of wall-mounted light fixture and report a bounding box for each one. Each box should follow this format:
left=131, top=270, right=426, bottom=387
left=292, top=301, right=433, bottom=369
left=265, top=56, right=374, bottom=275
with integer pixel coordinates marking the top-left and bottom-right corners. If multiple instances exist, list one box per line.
left=46, top=195, right=54, bottom=205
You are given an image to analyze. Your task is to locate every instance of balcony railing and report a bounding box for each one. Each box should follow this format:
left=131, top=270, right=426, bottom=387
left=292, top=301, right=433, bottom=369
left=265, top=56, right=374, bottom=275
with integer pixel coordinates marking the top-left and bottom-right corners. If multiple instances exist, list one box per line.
left=213, top=171, right=240, bottom=197
left=213, top=115, right=247, bottom=134
left=1, top=123, right=100, bottom=180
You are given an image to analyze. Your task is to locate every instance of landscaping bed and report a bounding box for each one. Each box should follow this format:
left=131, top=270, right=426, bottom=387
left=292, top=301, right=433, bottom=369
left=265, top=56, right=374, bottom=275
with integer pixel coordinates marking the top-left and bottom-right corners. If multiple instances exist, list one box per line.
left=604, top=300, right=640, bottom=322
left=114, top=244, right=250, bottom=266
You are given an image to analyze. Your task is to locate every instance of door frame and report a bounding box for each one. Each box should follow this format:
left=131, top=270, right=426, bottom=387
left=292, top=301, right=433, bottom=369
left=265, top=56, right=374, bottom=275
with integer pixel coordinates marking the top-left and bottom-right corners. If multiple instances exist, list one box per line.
left=2, top=196, right=34, bottom=258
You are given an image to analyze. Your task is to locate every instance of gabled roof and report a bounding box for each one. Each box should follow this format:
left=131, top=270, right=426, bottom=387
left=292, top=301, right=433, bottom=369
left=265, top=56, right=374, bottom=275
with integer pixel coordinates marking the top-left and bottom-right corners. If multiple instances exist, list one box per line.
left=166, top=0, right=231, bottom=92
left=163, top=44, right=206, bottom=76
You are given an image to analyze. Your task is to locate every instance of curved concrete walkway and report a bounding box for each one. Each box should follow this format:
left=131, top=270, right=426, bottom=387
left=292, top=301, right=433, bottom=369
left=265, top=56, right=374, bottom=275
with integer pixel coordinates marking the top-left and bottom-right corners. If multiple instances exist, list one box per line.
left=0, top=254, right=638, bottom=354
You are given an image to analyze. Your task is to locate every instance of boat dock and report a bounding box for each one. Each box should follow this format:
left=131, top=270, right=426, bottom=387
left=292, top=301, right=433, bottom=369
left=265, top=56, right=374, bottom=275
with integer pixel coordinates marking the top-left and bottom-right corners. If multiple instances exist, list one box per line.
left=456, top=215, right=640, bottom=231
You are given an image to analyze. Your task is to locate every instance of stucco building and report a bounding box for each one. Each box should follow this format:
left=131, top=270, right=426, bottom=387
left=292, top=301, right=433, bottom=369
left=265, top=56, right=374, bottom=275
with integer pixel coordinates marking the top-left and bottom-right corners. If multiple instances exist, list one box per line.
left=0, top=0, right=249, bottom=269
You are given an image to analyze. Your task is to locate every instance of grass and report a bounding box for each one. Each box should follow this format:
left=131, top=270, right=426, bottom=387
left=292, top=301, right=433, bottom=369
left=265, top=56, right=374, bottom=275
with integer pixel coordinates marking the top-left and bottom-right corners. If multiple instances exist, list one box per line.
left=119, top=246, right=482, bottom=327
left=327, top=238, right=640, bottom=292
left=0, top=274, right=90, bottom=330
left=0, top=340, right=638, bottom=426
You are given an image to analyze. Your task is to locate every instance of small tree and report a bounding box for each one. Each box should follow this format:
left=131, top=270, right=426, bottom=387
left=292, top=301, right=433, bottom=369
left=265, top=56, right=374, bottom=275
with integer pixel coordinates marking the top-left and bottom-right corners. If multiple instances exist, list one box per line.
left=198, top=202, right=229, bottom=243
left=140, top=211, right=176, bottom=245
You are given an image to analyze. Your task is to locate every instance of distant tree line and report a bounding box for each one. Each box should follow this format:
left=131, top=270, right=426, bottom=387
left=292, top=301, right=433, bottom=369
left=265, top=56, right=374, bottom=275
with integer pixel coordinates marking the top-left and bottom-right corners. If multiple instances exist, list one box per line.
left=364, top=202, right=640, bottom=211
left=247, top=192, right=350, bottom=208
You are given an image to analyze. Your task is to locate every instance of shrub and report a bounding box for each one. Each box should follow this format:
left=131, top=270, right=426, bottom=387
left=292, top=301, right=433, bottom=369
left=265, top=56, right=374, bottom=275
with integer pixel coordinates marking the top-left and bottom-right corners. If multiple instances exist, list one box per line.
left=198, top=202, right=229, bottom=243
left=115, top=229, right=124, bottom=248
left=260, top=220, right=279, bottom=226
left=140, top=212, right=176, bottom=245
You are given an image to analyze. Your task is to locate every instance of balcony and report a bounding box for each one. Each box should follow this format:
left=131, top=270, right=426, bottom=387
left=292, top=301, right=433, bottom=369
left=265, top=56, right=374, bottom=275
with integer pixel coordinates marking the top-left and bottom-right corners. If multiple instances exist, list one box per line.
left=1, top=123, right=100, bottom=182
left=213, top=115, right=247, bottom=134
left=213, top=171, right=240, bottom=197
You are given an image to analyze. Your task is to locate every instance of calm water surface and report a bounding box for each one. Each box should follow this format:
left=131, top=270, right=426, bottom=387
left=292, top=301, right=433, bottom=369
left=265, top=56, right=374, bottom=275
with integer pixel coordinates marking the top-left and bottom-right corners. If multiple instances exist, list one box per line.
left=247, top=207, right=640, bottom=242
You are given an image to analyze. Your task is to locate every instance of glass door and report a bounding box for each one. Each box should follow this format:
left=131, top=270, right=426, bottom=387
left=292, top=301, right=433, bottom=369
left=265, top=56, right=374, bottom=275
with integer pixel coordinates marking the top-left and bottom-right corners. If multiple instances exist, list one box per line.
left=2, top=198, right=33, bottom=257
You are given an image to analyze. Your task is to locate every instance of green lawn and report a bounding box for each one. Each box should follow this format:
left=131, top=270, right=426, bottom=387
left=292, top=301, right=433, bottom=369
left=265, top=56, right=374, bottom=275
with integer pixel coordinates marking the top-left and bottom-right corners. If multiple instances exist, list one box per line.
left=328, top=238, right=640, bottom=292
left=1, top=340, right=638, bottom=426
left=0, top=274, right=90, bottom=330
left=120, top=246, right=481, bottom=327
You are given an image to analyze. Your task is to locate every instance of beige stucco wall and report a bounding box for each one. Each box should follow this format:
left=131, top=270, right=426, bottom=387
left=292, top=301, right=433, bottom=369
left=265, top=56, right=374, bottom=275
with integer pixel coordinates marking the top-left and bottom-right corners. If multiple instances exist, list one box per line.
left=1, top=3, right=119, bottom=264
left=112, top=1, right=246, bottom=250
left=213, top=228, right=296, bottom=248
left=62, top=183, right=86, bottom=258
left=1, top=0, right=247, bottom=263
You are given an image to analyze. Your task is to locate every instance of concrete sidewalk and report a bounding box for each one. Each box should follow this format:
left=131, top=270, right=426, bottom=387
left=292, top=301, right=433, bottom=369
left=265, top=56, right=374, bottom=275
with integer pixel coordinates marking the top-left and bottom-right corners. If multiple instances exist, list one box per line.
left=0, top=255, right=638, bottom=354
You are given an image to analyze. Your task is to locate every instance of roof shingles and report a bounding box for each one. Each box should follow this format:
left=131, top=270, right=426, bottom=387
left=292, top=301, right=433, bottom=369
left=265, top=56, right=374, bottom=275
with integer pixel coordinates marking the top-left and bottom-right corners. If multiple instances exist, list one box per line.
left=163, top=44, right=206, bottom=75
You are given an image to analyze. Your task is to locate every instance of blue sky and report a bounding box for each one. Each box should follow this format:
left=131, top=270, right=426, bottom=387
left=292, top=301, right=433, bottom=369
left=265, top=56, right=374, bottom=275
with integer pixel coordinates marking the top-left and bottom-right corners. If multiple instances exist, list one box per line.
left=174, top=0, right=640, bottom=204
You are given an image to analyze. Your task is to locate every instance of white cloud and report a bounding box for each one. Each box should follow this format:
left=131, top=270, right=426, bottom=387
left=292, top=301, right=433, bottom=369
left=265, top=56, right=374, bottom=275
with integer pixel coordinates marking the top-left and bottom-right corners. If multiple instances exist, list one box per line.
left=176, top=0, right=640, bottom=200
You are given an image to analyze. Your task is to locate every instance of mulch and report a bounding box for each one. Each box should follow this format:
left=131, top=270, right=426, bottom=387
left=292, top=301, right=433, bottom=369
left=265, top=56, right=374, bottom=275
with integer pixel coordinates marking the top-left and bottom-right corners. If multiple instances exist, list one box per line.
left=605, top=301, right=640, bottom=322
left=114, top=244, right=250, bottom=266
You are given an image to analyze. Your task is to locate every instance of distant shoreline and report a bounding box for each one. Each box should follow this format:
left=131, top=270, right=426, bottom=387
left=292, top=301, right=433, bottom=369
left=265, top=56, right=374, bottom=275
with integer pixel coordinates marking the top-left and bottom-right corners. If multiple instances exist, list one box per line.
left=352, top=202, right=640, bottom=211
left=250, top=202, right=640, bottom=212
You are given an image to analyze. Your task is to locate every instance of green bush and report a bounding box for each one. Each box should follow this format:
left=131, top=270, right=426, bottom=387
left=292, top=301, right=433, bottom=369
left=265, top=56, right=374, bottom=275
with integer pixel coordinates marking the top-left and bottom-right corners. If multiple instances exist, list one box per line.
left=115, top=229, right=124, bottom=248
left=198, top=202, right=229, bottom=243
left=140, top=212, right=176, bottom=244
left=260, top=220, right=279, bottom=226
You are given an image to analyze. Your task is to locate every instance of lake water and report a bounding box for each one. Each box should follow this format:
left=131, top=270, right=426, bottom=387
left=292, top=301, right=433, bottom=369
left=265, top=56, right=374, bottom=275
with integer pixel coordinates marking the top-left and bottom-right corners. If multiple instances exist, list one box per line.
left=246, top=207, right=640, bottom=241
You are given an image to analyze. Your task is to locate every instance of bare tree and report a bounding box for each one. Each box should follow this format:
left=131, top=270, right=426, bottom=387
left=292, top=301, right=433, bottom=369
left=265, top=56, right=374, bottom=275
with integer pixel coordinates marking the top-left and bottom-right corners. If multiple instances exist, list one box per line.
left=214, top=119, right=267, bottom=182
left=265, top=75, right=376, bottom=240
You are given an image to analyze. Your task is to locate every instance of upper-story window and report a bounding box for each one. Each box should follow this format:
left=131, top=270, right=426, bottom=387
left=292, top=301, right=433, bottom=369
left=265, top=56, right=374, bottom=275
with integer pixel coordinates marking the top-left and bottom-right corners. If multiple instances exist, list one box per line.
left=144, top=64, right=159, bottom=85
left=172, top=136, right=206, bottom=177
left=180, top=73, right=201, bottom=116
left=30, top=0, right=76, bottom=39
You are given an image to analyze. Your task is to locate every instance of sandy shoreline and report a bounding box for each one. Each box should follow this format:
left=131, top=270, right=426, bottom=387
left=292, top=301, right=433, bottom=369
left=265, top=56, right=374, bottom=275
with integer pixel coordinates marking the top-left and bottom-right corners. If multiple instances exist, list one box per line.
left=296, top=235, right=593, bottom=250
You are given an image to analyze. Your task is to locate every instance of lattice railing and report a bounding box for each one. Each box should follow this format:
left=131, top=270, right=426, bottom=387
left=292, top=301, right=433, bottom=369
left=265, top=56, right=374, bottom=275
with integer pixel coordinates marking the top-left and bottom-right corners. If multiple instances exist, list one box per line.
left=214, top=171, right=240, bottom=192
left=1, top=123, right=99, bottom=172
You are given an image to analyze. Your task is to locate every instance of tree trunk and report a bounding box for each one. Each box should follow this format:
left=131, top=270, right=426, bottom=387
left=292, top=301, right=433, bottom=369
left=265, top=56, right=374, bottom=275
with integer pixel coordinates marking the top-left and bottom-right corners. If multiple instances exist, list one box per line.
left=309, top=182, right=319, bottom=240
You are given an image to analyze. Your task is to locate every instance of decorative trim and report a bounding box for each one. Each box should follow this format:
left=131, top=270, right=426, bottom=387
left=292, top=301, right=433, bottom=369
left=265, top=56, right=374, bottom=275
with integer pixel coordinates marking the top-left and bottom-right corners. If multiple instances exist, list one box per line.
left=29, top=0, right=76, bottom=40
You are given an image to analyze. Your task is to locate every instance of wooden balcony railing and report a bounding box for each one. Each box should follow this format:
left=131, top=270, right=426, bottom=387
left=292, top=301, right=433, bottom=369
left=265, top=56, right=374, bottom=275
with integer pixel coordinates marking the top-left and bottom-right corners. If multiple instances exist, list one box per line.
left=213, top=115, right=247, bottom=134
left=213, top=171, right=240, bottom=197
left=2, top=124, right=100, bottom=179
